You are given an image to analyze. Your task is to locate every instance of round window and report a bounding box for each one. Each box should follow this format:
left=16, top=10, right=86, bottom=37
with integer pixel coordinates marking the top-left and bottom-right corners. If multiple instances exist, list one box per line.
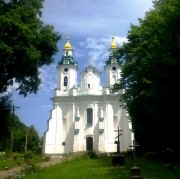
left=64, top=68, right=68, bottom=72
left=112, top=66, right=116, bottom=71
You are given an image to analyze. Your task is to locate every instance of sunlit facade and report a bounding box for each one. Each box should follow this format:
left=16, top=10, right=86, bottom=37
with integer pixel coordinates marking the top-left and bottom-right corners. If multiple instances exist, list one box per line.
left=43, top=37, right=133, bottom=154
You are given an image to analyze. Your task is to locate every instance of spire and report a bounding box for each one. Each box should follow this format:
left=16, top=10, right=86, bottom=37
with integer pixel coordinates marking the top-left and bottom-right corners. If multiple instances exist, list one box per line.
left=64, top=37, right=72, bottom=50
left=111, top=36, right=117, bottom=49
left=105, top=36, right=120, bottom=65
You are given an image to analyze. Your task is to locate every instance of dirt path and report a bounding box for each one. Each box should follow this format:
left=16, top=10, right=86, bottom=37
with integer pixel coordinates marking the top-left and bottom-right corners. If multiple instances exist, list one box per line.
left=0, top=156, right=62, bottom=179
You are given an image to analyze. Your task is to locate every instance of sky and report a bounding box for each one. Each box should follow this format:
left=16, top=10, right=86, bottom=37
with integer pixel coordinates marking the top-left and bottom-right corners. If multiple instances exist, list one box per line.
left=11, top=0, right=154, bottom=137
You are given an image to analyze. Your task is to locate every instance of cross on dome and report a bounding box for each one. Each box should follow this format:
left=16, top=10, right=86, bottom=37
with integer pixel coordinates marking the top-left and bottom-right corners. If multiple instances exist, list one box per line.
left=111, top=36, right=117, bottom=49
left=64, top=37, right=72, bottom=50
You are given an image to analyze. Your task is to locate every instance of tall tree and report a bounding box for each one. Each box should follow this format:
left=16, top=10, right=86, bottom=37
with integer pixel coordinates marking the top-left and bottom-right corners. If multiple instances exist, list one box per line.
left=0, top=0, right=60, bottom=96
left=112, top=0, right=180, bottom=154
left=26, top=125, right=41, bottom=153
left=0, top=95, right=12, bottom=151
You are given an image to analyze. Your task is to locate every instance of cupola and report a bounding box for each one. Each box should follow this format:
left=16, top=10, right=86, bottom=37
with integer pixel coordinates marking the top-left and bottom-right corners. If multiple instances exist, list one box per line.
left=111, top=36, right=117, bottom=49
left=64, top=37, right=72, bottom=50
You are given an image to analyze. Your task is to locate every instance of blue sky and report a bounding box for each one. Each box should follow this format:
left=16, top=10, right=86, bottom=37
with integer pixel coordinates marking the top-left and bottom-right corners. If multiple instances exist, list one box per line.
left=11, top=0, right=154, bottom=137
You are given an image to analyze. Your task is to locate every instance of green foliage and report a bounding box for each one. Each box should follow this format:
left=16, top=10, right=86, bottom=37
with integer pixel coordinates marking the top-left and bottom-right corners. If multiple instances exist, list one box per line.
left=0, top=95, right=41, bottom=153
left=0, top=95, right=12, bottom=151
left=22, top=162, right=41, bottom=176
left=0, top=96, right=41, bottom=153
left=112, top=0, right=180, bottom=154
left=18, top=154, right=180, bottom=179
left=22, top=151, right=41, bottom=175
left=0, top=152, right=47, bottom=172
left=26, top=126, right=41, bottom=153
left=0, top=152, right=24, bottom=170
left=86, top=150, right=97, bottom=159
left=43, top=155, right=50, bottom=162
left=0, top=0, right=60, bottom=96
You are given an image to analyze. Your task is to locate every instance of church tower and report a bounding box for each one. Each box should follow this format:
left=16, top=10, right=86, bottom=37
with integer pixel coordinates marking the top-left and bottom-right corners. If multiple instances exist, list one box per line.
left=57, top=37, right=78, bottom=92
left=44, top=36, right=133, bottom=155
left=104, top=36, right=122, bottom=88
left=80, top=65, right=102, bottom=95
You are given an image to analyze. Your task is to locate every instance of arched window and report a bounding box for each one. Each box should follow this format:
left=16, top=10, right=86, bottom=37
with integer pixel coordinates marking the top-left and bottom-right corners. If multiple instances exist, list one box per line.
left=64, top=76, right=68, bottom=86
left=87, top=108, right=93, bottom=126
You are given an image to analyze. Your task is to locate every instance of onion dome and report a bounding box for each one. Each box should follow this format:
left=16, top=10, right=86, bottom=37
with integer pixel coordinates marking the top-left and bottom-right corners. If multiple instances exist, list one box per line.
left=64, top=37, right=72, bottom=49
left=111, top=36, right=117, bottom=49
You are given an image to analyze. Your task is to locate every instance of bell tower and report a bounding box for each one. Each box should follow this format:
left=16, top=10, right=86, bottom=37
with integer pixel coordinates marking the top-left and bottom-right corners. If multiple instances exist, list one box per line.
left=104, top=36, right=122, bottom=88
left=57, top=37, right=78, bottom=92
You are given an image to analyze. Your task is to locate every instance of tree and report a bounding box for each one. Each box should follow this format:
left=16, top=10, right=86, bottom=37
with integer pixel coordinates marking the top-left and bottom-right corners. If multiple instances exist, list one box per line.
left=0, top=0, right=60, bottom=96
left=0, top=94, right=41, bottom=153
left=26, top=125, right=41, bottom=153
left=0, top=95, right=12, bottom=151
left=14, top=125, right=41, bottom=153
left=112, top=0, right=180, bottom=155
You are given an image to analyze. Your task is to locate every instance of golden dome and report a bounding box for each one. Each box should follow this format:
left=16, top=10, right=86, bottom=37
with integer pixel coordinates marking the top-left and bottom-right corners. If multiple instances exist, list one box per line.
left=64, top=37, right=72, bottom=49
left=111, top=36, right=117, bottom=49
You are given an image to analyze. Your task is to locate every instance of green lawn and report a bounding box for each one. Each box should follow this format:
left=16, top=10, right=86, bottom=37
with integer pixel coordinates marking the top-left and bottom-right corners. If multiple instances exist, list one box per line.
left=21, top=154, right=180, bottom=179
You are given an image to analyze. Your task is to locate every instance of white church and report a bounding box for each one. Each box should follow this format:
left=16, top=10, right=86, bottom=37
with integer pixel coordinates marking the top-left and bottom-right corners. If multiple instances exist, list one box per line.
left=43, top=36, right=134, bottom=154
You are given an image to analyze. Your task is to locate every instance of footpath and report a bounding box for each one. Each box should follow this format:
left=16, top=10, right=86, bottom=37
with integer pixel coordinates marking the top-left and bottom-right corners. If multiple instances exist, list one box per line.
left=0, top=156, right=62, bottom=179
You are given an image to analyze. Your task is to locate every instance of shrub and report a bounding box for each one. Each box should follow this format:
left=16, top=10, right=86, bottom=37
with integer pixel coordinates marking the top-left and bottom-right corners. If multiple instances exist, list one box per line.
left=87, top=151, right=97, bottom=159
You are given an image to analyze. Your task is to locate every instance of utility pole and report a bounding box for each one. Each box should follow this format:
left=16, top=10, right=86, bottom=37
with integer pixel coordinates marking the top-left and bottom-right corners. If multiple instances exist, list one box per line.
left=25, top=127, right=28, bottom=153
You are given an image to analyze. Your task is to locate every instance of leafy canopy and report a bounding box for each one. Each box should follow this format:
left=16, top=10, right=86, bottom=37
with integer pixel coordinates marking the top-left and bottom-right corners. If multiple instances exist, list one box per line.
left=112, top=0, right=180, bottom=153
left=0, top=0, right=60, bottom=96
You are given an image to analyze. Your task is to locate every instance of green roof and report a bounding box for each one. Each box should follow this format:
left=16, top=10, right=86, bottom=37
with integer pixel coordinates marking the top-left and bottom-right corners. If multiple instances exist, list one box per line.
left=58, top=56, right=78, bottom=65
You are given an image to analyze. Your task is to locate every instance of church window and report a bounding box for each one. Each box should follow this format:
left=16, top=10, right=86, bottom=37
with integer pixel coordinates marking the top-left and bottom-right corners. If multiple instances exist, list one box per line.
left=87, top=108, right=93, bottom=126
left=66, top=51, right=68, bottom=56
left=88, top=84, right=90, bottom=88
left=63, top=60, right=69, bottom=64
left=64, top=68, right=68, bottom=72
left=64, top=76, right=68, bottom=86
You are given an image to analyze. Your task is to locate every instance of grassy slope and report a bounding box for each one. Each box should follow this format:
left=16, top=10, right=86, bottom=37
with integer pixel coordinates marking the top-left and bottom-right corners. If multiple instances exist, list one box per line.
left=21, top=154, right=180, bottom=179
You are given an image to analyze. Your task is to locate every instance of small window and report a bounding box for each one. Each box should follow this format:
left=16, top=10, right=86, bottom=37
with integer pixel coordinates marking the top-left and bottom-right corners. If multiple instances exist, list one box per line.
left=66, top=51, right=68, bottom=56
left=64, top=76, right=68, bottom=86
left=88, top=84, right=90, bottom=88
left=87, top=108, right=93, bottom=126
left=63, top=60, right=69, bottom=64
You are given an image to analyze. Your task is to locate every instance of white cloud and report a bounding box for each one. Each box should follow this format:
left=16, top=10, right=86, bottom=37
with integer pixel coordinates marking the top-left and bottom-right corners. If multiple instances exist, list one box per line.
left=77, top=36, right=127, bottom=70
left=41, top=0, right=154, bottom=37
left=39, top=64, right=57, bottom=93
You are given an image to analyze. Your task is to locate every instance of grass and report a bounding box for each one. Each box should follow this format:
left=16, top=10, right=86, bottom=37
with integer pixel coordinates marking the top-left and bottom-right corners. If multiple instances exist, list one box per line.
left=0, top=151, right=49, bottom=171
left=0, top=153, right=24, bottom=170
left=20, top=153, right=180, bottom=179
left=1, top=152, right=180, bottom=178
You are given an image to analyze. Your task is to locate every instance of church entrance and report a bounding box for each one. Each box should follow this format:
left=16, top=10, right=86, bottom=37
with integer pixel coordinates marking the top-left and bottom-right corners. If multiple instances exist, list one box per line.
left=86, top=137, right=93, bottom=151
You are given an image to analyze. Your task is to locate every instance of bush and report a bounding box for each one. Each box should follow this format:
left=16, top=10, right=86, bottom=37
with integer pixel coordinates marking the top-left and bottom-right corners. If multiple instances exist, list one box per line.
left=87, top=151, right=97, bottom=159
left=22, top=162, right=40, bottom=176
left=23, top=151, right=35, bottom=163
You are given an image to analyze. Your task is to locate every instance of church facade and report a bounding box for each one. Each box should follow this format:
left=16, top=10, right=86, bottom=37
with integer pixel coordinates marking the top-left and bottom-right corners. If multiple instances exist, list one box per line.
left=43, top=37, right=134, bottom=154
